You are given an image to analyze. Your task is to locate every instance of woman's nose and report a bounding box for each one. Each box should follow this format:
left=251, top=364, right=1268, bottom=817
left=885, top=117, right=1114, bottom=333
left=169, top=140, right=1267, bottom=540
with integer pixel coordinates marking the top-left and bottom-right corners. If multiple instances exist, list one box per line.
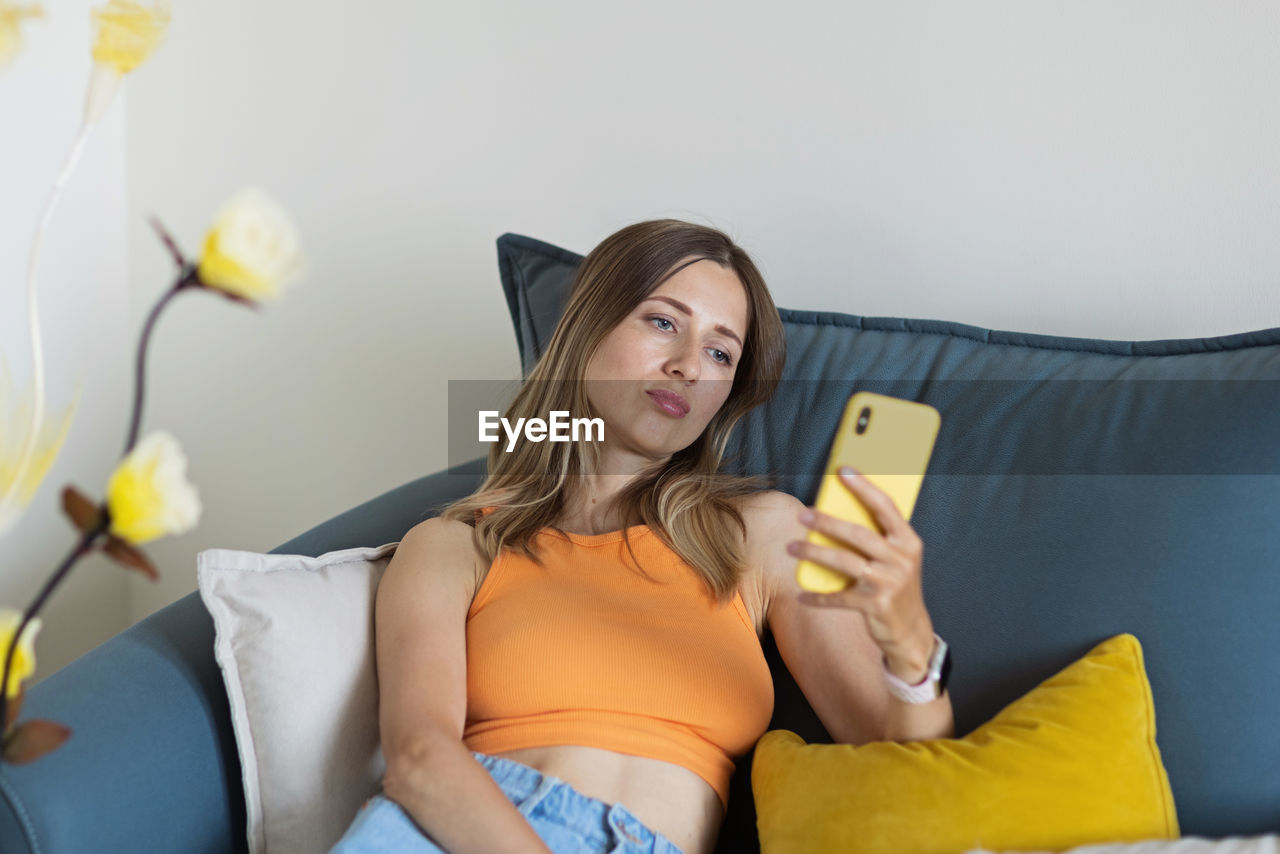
left=665, top=343, right=700, bottom=381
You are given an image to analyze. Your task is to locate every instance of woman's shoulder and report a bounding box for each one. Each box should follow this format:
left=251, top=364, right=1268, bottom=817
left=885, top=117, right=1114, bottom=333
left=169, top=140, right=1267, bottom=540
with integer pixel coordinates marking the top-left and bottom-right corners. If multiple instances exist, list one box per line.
left=729, top=490, right=802, bottom=640
left=732, top=488, right=806, bottom=574
left=734, top=488, right=805, bottom=524
left=729, top=488, right=804, bottom=567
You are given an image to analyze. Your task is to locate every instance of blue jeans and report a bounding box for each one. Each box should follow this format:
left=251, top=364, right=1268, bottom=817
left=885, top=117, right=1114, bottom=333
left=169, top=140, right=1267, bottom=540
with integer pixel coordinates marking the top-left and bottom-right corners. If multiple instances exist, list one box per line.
left=329, top=751, right=688, bottom=854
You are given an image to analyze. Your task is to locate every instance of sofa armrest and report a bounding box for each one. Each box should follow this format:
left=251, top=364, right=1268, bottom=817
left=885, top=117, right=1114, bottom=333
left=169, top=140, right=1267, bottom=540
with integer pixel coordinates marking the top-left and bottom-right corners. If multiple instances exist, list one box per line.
left=0, top=457, right=487, bottom=854
left=0, top=592, right=246, bottom=854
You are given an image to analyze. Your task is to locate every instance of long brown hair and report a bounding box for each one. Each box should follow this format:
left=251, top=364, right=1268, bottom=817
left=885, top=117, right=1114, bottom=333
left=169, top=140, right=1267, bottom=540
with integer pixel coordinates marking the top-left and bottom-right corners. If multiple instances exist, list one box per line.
left=438, top=219, right=786, bottom=605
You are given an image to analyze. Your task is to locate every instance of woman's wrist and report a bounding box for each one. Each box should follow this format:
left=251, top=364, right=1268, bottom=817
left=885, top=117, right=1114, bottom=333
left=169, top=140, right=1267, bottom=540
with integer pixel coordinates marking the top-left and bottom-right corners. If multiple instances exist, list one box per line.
left=882, top=626, right=937, bottom=684
left=882, top=652, right=931, bottom=686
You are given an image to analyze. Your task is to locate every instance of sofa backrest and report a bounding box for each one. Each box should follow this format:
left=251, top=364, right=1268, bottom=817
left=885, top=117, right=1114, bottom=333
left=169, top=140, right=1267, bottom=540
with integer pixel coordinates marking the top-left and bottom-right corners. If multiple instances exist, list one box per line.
left=495, top=231, right=1280, bottom=843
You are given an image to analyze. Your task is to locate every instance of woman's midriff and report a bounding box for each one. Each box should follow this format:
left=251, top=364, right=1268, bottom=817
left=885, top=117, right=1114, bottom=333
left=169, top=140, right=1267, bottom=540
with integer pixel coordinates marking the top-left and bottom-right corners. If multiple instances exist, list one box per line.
left=488, top=743, right=722, bottom=854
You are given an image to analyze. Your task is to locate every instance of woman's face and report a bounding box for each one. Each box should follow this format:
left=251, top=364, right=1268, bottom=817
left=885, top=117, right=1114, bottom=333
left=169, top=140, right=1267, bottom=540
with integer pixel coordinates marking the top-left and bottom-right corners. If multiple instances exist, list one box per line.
left=582, top=257, right=749, bottom=469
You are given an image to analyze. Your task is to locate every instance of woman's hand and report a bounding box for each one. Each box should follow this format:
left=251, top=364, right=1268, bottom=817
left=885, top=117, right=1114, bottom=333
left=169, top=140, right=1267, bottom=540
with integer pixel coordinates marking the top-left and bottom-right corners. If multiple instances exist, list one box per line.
left=785, top=466, right=936, bottom=681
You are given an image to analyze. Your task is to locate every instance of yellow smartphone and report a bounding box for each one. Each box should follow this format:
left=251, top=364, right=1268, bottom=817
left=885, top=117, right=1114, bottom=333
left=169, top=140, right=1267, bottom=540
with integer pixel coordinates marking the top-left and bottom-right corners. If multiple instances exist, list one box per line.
left=795, top=391, right=942, bottom=593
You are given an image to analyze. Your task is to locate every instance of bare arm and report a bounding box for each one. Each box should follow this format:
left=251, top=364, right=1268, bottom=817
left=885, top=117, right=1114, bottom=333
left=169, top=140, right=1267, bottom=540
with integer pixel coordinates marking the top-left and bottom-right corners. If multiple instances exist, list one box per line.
left=376, top=517, right=553, bottom=854
left=383, top=732, right=553, bottom=854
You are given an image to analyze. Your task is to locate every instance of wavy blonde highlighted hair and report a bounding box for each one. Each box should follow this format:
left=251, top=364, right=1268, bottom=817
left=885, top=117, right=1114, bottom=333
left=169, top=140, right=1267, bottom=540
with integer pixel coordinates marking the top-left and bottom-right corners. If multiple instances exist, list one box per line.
left=438, top=219, right=786, bottom=605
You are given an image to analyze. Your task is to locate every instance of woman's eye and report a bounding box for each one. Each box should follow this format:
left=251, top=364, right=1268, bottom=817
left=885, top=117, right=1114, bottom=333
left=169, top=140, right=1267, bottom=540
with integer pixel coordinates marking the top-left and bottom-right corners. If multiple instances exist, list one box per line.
left=649, top=316, right=733, bottom=366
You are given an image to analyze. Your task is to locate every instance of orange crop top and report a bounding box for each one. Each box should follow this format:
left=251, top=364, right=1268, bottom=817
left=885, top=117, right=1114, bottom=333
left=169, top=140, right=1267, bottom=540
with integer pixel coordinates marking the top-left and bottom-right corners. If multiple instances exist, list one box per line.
left=462, top=516, right=775, bottom=811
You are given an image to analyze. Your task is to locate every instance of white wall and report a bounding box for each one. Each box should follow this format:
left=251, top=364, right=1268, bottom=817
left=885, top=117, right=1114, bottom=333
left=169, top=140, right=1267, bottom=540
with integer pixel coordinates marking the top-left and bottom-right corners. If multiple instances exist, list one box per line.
left=6, top=1, right=1279, bottom=680
left=1, top=0, right=131, bottom=683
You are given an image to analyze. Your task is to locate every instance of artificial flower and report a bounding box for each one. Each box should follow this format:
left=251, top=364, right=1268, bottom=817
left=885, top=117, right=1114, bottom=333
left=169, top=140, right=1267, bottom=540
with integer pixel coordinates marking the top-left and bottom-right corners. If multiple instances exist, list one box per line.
left=196, top=188, right=305, bottom=302
left=0, top=2, right=42, bottom=68
left=89, top=0, right=169, bottom=74
left=0, top=609, right=41, bottom=700
left=83, top=0, right=169, bottom=123
left=0, top=359, right=79, bottom=539
left=104, top=429, right=200, bottom=545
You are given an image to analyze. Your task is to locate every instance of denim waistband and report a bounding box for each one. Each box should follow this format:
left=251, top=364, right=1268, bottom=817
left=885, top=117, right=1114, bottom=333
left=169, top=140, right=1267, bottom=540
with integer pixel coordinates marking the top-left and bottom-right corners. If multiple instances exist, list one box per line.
left=470, top=750, right=679, bottom=853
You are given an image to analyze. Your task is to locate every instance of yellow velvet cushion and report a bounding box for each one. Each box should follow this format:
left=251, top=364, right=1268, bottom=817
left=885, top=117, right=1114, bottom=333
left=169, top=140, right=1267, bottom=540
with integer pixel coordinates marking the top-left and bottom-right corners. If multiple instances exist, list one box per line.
left=751, top=633, right=1179, bottom=854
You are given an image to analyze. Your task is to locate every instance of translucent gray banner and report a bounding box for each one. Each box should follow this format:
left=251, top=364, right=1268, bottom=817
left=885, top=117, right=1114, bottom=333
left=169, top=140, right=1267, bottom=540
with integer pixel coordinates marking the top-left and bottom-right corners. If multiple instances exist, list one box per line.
left=446, top=379, right=1280, bottom=475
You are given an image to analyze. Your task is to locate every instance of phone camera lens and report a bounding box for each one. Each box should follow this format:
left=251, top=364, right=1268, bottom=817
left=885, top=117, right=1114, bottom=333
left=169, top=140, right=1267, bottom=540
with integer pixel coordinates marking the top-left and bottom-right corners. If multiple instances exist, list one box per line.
left=855, top=406, right=871, bottom=435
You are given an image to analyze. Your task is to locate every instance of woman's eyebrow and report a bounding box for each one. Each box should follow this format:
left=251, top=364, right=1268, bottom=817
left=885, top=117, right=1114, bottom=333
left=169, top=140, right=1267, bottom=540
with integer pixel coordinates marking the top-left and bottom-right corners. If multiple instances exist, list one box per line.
left=644, top=295, right=743, bottom=350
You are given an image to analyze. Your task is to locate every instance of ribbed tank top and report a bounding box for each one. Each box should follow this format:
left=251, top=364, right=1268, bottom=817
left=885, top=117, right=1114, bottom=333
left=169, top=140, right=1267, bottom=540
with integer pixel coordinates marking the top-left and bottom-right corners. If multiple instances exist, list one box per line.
left=462, top=516, right=775, bottom=811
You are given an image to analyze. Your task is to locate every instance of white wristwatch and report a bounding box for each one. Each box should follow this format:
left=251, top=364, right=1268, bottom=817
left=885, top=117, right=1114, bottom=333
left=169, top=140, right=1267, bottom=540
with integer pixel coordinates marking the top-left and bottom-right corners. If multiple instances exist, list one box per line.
left=882, top=632, right=951, bottom=704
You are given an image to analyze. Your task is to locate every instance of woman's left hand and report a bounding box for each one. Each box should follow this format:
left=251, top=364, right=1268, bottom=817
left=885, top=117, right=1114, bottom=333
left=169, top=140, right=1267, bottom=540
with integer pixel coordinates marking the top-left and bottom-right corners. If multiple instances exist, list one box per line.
left=786, top=466, right=935, bottom=677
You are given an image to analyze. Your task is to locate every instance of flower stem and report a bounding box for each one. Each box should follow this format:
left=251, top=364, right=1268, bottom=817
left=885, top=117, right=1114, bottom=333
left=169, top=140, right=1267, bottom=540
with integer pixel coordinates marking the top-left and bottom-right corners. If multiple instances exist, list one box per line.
left=0, top=253, right=199, bottom=741
left=123, top=264, right=199, bottom=457
left=0, top=513, right=110, bottom=737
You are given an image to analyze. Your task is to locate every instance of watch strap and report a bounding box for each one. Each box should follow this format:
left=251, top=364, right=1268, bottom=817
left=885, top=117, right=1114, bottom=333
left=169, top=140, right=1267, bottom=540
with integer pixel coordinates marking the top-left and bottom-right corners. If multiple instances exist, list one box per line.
left=882, top=632, right=949, bottom=704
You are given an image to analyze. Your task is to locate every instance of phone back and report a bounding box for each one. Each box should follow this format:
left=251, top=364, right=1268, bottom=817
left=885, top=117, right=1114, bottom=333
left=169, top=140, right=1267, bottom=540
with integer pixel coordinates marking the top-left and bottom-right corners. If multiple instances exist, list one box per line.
left=795, top=391, right=942, bottom=593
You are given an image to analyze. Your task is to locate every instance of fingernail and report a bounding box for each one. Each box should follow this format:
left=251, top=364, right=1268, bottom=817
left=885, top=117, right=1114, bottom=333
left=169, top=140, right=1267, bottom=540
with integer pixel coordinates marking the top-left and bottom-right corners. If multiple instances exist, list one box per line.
left=840, top=466, right=859, bottom=479
left=798, top=508, right=814, bottom=523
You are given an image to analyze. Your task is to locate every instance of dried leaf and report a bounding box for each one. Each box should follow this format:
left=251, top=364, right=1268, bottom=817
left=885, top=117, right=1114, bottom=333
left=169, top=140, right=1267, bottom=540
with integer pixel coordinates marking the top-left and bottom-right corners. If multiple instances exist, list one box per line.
left=60, top=486, right=103, bottom=535
left=2, top=719, right=71, bottom=764
left=101, top=536, right=159, bottom=581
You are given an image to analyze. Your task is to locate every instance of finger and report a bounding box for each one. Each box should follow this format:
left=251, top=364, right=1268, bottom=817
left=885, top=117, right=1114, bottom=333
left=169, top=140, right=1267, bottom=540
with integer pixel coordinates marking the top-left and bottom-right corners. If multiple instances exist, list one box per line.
left=838, top=467, right=915, bottom=545
left=787, top=537, right=874, bottom=584
left=799, top=505, right=895, bottom=565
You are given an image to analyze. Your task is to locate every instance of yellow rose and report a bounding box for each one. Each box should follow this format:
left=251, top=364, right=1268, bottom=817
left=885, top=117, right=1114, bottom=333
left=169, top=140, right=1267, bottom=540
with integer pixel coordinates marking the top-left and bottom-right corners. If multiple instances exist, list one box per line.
left=0, top=2, right=43, bottom=68
left=89, top=0, right=169, bottom=74
left=0, top=609, right=41, bottom=701
left=0, top=358, right=79, bottom=539
left=196, top=188, right=305, bottom=302
left=105, top=430, right=201, bottom=545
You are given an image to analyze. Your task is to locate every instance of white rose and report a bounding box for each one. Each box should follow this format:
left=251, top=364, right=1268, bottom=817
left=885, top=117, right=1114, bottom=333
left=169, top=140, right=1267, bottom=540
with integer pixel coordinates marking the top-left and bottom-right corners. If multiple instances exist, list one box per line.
left=196, top=187, right=305, bottom=302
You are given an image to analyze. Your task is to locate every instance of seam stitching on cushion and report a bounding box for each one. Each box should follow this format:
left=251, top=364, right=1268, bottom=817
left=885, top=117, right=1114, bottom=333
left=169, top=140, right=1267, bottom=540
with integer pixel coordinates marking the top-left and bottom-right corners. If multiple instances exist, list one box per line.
left=780, top=311, right=1280, bottom=355
left=0, top=773, right=43, bottom=854
left=497, top=243, right=529, bottom=365
left=498, top=235, right=1280, bottom=356
left=518, top=262, right=540, bottom=364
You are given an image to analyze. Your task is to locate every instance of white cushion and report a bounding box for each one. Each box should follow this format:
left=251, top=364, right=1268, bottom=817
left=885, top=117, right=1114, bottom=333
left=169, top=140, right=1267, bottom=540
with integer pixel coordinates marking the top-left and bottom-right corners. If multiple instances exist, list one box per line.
left=197, top=542, right=399, bottom=854
left=965, top=834, right=1280, bottom=854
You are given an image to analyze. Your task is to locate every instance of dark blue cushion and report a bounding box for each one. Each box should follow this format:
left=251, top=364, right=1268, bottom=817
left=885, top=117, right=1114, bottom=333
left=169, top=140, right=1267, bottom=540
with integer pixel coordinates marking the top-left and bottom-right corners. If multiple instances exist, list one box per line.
left=496, top=231, right=1280, bottom=838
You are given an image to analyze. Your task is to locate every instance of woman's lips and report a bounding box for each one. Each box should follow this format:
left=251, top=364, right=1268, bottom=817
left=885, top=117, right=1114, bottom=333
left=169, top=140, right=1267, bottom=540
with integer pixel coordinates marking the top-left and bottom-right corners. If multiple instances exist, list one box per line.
left=646, top=389, right=690, bottom=418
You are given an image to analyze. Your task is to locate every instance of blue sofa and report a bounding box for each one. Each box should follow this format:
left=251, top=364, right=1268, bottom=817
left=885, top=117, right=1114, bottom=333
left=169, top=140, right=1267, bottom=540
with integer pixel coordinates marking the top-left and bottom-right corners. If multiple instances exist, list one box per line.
left=3, top=232, right=1278, bottom=853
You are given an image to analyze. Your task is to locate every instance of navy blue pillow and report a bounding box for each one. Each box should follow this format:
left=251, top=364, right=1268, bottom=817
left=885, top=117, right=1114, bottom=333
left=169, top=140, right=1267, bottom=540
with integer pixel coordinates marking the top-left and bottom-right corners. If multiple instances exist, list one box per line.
left=495, top=231, right=1280, bottom=837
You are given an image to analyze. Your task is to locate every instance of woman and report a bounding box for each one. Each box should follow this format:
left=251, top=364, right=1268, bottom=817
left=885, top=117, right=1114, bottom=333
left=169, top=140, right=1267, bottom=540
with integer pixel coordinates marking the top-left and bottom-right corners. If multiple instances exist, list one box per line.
left=331, top=219, right=954, bottom=854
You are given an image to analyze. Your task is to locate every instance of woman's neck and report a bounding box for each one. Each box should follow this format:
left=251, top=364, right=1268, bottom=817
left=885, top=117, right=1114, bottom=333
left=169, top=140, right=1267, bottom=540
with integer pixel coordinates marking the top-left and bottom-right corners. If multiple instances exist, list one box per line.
left=557, top=473, right=634, bottom=535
